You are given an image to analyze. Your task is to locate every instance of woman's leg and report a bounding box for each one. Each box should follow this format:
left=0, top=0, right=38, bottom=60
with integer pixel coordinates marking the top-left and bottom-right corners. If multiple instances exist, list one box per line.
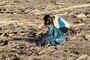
left=59, top=27, right=68, bottom=33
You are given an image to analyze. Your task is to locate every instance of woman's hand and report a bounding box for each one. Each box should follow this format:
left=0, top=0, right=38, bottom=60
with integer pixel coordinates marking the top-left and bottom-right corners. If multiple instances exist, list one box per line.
left=40, top=33, right=45, bottom=37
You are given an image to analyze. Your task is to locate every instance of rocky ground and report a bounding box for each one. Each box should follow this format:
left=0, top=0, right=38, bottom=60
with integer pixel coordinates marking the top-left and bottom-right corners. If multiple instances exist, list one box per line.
left=0, top=0, right=90, bottom=60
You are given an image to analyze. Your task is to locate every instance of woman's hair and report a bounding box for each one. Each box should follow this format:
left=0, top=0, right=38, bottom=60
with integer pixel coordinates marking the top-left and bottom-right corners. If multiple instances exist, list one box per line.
left=44, top=15, right=51, bottom=26
left=51, top=16, right=55, bottom=20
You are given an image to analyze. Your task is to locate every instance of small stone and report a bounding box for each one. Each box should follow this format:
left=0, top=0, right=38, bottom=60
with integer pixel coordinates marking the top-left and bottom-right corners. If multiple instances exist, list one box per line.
left=86, top=35, right=90, bottom=40
left=76, top=13, right=86, bottom=18
left=9, top=33, right=14, bottom=37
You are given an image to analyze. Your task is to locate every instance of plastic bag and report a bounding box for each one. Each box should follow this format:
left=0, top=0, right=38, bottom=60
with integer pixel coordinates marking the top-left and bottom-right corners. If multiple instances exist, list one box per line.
left=42, top=25, right=66, bottom=46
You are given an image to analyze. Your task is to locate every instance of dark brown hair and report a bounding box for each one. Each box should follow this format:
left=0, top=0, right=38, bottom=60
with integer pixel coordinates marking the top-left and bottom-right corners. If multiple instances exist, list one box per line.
left=44, top=15, right=51, bottom=26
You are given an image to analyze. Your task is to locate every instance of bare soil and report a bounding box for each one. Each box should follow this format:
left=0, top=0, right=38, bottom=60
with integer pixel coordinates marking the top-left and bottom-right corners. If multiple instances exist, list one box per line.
left=0, top=0, right=90, bottom=60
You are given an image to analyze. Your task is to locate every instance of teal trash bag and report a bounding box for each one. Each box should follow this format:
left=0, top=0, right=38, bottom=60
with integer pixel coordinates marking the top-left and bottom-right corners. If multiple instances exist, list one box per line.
left=42, top=25, right=66, bottom=46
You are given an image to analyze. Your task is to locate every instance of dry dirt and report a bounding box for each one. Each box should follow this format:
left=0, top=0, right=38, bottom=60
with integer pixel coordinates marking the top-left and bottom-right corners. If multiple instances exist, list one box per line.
left=0, top=0, right=90, bottom=60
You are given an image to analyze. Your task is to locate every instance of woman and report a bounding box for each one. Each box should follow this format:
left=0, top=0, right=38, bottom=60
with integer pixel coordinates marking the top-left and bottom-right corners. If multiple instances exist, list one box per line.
left=42, top=15, right=66, bottom=46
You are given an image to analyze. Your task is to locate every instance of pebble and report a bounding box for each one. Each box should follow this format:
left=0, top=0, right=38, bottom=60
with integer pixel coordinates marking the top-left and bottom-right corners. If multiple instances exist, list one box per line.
left=76, top=13, right=86, bottom=18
